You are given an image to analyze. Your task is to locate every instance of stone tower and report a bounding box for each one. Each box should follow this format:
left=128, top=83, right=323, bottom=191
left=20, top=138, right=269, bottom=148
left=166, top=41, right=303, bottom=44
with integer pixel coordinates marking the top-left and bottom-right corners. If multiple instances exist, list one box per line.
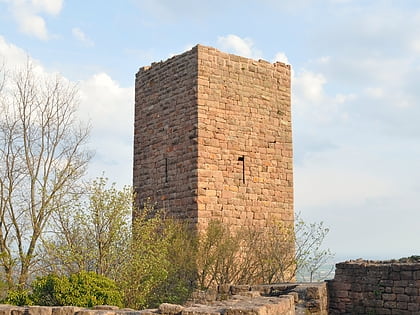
left=133, top=45, right=293, bottom=229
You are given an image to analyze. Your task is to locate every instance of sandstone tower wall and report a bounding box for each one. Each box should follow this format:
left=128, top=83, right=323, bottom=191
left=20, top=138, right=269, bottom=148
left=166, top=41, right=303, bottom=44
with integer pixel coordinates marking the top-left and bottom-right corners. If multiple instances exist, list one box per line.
left=196, top=46, right=293, bottom=228
left=134, top=48, right=198, bottom=221
left=134, top=45, right=293, bottom=229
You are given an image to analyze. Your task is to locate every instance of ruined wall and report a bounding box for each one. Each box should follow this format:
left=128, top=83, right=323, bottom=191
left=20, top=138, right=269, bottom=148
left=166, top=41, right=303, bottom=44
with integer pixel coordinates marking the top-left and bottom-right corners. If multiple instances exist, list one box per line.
left=209, top=283, right=328, bottom=315
left=0, top=283, right=329, bottom=315
left=134, top=45, right=293, bottom=229
left=328, top=260, right=420, bottom=314
left=0, top=298, right=295, bottom=315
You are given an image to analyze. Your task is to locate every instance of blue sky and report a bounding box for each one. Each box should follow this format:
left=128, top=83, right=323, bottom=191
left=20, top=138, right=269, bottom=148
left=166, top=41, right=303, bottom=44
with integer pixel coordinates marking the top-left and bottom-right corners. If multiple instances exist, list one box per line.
left=1, top=0, right=420, bottom=261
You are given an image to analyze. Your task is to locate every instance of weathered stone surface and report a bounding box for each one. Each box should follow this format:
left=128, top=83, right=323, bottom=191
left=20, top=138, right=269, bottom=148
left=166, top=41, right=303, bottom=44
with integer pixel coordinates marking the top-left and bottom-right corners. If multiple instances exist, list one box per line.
left=133, top=44, right=293, bottom=231
left=92, top=307, right=119, bottom=311
left=181, top=305, right=221, bottom=315
left=329, top=260, right=420, bottom=314
left=136, top=309, right=158, bottom=315
left=75, top=311, right=110, bottom=315
left=0, top=305, right=24, bottom=315
left=158, top=303, right=184, bottom=315
left=0, top=293, right=300, bottom=315
left=230, top=285, right=250, bottom=295
left=27, top=306, right=53, bottom=315
left=52, top=306, right=83, bottom=315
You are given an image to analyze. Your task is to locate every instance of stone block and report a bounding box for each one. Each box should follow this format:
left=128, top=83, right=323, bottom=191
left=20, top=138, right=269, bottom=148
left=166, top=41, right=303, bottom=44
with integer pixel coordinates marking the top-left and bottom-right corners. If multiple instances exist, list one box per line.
left=182, top=307, right=221, bottom=315
left=230, top=285, right=251, bottom=295
left=306, top=286, right=321, bottom=299
left=0, top=305, right=24, bottom=315
left=92, top=307, right=119, bottom=311
left=27, top=306, right=53, bottom=315
left=52, top=306, right=83, bottom=315
left=408, top=302, right=419, bottom=312
left=396, top=294, right=409, bottom=302
left=392, top=287, right=405, bottom=294
left=400, top=271, right=413, bottom=280
left=383, top=294, right=397, bottom=301
left=158, top=303, right=184, bottom=315
left=384, top=301, right=397, bottom=309
left=396, top=301, right=408, bottom=310
left=413, top=270, right=420, bottom=279
left=334, top=290, right=348, bottom=298
left=401, top=287, right=416, bottom=299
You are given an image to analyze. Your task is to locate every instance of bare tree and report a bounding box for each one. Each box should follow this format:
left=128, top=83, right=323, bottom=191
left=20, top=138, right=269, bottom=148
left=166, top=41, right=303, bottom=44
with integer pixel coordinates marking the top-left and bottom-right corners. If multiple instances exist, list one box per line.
left=0, top=62, right=91, bottom=288
left=295, top=216, right=334, bottom=282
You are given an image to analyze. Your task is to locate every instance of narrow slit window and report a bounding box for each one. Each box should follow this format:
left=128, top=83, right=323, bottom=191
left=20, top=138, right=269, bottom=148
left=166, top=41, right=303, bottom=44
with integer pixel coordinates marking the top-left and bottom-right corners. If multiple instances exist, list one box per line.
left=165, top=157, right=168, bottom=183
left=238, top=155, right=245, bottom=184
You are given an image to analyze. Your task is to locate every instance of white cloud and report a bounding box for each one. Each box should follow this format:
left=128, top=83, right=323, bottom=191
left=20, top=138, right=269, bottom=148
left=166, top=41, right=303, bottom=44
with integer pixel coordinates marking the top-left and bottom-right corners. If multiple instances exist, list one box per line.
left=292, top=69, right=355, bottom=123
left=3, top=0, right=63, bottom=40
left=294, top=70, right=326, bottom=103
left=17, top=11, right=48, bottom=40
left=410, top=39, right=420, bottom=54
left=365, top=87, right=384, bottom=99
left=31, top=0, right=63, bottom=15
left=79, top=73, right=133, bottom=136
left=78, top=73, right=134, bottom=185
left=316, top=56, right=330, bottom=64
left=72, top=27, right=94, bottom=47
left=217, top=34, right=262, bottom=59
left=0, top=35, right=46, bottom=77
left=273, top=52, right=289, bottom=64
left=0, top=35, right=30, bottom=65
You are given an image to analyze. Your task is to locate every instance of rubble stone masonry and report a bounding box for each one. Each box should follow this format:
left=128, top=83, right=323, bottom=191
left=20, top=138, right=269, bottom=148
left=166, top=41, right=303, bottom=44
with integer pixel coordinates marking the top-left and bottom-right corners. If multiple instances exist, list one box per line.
left=134, top=45, right=293, bottom=229
left=328, top=259, right=420, bottom=314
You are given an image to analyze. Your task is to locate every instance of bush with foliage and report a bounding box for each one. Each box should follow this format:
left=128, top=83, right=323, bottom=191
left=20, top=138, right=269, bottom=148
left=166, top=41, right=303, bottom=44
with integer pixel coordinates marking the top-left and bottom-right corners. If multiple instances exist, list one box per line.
left=2, top=289, right=33, bottom=306
left=3, top=272, right=122, bottom=307
left=29, top=178, right=332, bottom=308
left=118, top=206, right=196, bottom=309
left=39, top=177, right=132, bottom=279
left=31, top=271, right=123, bottom=307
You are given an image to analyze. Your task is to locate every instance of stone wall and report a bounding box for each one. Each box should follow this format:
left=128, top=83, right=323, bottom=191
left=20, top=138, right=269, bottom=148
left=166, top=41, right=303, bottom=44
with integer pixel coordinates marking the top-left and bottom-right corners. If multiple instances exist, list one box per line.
left=195, top=45, right=293, bottom=229
left=134, top=45, right=293, bottom=229
left=0, top=283, right=328, bottom=315
left=188, top=283, right=327, bottom=314
left=134, top=47, right=199, bottom=221
left=0, top=299, right=294, bottom=315
left=328, top=259, right=420, bottom=314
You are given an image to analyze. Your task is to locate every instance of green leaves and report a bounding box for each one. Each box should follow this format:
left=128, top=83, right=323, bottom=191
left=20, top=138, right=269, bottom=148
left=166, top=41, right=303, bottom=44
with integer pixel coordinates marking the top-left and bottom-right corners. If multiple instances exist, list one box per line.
left=3, top=289, right=33, bottom=306
left=39, top=177, right=132, bottom=278
left=119, top=207, right=196, bottom=309
left=30, top=272, right=123, bottom=307
left=3, top=271, right=122, bottom=307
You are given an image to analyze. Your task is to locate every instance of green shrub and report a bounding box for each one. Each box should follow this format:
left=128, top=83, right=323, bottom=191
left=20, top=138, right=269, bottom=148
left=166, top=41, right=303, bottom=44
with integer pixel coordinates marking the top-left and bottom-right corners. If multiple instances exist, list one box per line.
left=31, top=271, right=123, bottom=307
left=119, top=207, right=197, bottom=309
left=3, top=289, right=32, bottom=306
